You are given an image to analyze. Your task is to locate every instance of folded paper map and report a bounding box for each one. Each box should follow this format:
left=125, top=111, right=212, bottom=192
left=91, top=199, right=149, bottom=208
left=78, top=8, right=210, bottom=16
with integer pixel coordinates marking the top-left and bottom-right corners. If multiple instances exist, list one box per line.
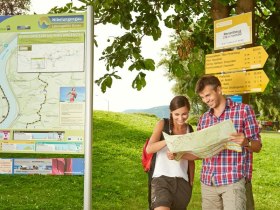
left=163, top=119, right=242, bottom=160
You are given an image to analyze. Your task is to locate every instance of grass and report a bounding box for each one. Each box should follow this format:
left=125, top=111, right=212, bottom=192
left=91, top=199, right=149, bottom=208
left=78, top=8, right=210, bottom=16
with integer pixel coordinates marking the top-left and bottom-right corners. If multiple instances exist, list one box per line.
left=252, top=132, right=280, bottom=209
left=0, top=111, right=279, bottom=209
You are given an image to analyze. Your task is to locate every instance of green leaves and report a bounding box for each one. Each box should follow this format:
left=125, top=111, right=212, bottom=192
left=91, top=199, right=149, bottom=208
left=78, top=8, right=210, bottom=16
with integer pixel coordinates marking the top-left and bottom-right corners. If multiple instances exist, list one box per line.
left=132, top=72, right=146, bottom=90
left=188, top=59, right=204, bottom=76
left=169, top=56, right=185, bottom=77
left=100, top=32, right=140, bottom=71
left=48, top=2, right=84, bottom=14
left=95, top=72, right=121, bottom=93
left=129, top=59, right=155, bottom=71
left=144, top=59, right=155, bottom=70
left=0, top=0, right=31, bottom=15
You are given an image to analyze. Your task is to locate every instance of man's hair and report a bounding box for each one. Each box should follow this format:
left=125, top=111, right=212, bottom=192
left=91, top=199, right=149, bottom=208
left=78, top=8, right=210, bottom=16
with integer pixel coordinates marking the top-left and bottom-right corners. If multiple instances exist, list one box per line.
left=195, top=75, right=221, bottom=93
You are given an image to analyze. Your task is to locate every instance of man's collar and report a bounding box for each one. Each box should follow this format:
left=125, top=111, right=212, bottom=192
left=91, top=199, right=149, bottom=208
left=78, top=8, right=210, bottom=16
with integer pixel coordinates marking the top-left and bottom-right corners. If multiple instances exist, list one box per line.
left=207, top=97, right=234, bottom=115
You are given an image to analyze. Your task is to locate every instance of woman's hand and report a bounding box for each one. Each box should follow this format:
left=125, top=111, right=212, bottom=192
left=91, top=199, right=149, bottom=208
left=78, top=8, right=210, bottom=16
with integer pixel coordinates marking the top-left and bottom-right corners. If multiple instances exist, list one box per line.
left=167, top=150, right=176, bottom=160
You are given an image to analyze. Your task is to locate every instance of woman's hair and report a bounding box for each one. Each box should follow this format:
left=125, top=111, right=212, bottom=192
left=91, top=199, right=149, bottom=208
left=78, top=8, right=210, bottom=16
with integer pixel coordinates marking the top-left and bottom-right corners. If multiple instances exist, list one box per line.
left=169, top=96, right=190, bottom=112
left=195, top=75, right=221, bottom=93
left=169, top=96, right=190, bottom=134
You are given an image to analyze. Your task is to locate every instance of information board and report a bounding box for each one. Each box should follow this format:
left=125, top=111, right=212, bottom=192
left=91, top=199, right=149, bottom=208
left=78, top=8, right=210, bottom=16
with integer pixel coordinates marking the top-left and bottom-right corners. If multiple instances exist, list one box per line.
left=0, top=158, right=84, bottom=175
left=0, top=13, right=86, bottom=154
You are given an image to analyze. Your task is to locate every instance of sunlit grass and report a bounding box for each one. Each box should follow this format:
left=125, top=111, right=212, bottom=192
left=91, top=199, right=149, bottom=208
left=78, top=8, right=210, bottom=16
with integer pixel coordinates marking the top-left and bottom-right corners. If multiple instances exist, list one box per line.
left=0, top=111, right=279, bottom=209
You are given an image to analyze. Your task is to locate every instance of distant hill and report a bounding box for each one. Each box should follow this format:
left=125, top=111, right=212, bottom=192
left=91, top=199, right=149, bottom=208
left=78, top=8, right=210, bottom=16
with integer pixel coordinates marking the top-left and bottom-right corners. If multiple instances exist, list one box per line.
left=123, top=105, right=169, bottom=119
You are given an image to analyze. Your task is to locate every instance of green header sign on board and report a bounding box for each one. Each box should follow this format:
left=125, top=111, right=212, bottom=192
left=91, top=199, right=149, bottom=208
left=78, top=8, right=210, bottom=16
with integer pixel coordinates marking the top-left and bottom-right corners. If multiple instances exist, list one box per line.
left=0, top=13, right=86, bottom=32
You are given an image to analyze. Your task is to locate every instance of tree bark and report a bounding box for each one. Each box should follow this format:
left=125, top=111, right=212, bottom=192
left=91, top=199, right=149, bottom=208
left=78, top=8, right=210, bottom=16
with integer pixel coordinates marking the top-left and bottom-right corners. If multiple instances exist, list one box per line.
left=236, top=0, right=254, bottom=14
left=211, top=0, right=230, bottom=21
left=236, top=0, right=255, bottom=104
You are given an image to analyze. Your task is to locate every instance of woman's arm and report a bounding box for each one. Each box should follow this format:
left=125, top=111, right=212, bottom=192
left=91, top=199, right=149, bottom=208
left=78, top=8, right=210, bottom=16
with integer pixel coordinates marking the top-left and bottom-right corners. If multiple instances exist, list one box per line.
left=181, top=152, right=200, bottom=160
left=188, top=160, right=195, bottom=186
left=146, top=119, right=167, bottom=154
left=167, top=151, right=200, bottom=161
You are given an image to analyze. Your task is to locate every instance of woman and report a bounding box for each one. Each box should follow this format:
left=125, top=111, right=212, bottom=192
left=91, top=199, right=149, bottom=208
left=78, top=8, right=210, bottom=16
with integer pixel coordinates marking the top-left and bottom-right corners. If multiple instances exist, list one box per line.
left=146, top=96, right=195, bottom=210
left=67, top=87, right=77, bottom=103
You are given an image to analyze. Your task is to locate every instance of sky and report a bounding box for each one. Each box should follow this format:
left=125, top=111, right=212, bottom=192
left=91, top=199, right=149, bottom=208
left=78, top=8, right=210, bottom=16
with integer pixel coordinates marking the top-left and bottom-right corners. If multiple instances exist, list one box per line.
left=29, top=0, right=175, bottom=112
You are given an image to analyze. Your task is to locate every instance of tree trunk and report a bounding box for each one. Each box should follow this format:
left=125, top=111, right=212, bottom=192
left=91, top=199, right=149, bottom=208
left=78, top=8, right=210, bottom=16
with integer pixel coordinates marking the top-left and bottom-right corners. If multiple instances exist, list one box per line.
left=236, top=0, right=254, bottom=14
left=211, top=0, right=231, bottom=53
left=211, top=0, right=230, bottom=21
left=236, top=0, right=255, bottom=45
left=236, top=0, right=255, bottom=104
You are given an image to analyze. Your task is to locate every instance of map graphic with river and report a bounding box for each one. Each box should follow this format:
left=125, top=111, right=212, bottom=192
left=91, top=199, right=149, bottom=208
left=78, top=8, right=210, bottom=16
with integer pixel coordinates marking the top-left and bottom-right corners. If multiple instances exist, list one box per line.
left=0, top=18, right=85, bottom=130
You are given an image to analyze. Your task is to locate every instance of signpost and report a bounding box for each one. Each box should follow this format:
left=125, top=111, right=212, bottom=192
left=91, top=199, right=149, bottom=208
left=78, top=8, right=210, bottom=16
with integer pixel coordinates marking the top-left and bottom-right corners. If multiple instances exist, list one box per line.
left=229, top=95, right=242, bottom=103
left=206, top=12, right=269, bottom=96
left=205, top=46, right=268, bottom=74
left=214, top=12, right=252, bottom=50
left=215, top=70, right=269, bottom=95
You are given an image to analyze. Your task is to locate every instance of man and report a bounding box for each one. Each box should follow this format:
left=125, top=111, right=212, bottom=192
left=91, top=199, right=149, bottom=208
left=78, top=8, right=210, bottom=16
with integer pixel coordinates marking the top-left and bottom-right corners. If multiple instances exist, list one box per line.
left=195, top=75, right=262, bottom=210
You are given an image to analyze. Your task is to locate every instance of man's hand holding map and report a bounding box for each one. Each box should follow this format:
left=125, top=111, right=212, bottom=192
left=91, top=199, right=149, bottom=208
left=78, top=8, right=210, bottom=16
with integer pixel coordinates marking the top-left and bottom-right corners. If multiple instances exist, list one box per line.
left=163, top=119, right=242, bottom=160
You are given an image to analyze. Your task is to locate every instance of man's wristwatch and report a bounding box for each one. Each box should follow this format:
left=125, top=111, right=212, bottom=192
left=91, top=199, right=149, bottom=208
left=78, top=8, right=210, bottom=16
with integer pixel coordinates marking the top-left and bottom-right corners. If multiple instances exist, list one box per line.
left=245, top=138, right=252, bottom=147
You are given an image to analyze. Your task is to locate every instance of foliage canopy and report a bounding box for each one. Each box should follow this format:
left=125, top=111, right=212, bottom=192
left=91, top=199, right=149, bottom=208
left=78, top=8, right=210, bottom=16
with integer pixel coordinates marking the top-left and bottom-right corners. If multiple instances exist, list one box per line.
left=0, top=0, right=30, bottom=15
left=48, top=0, right=280, bottom=120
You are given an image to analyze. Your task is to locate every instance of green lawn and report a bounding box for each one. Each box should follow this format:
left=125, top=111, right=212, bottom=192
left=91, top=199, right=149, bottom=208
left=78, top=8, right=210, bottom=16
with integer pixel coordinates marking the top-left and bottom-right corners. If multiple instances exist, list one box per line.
left=0, top=111, right=279, bottom=209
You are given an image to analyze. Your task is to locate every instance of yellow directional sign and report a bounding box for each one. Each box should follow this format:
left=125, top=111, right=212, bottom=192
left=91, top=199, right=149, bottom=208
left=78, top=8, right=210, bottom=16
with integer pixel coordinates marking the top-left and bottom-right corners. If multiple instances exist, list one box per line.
left=206, top=46, right=268, bottom=74
left=215, top=70, right=269, bottom=95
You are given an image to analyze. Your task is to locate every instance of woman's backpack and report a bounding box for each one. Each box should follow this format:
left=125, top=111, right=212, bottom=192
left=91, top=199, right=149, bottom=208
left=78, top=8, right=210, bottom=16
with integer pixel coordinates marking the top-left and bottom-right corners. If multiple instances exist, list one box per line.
left=142, top=138, right=153, bottom=172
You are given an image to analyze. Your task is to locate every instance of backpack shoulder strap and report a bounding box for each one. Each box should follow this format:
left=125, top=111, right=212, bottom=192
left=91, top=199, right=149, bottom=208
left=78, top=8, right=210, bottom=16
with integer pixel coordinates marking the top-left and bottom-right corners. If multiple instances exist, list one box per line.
left=163, top=118, right=171, bottom=134
left=188, top=124, right=194, bottom=133
left=159, top=118, right=170, bottom=140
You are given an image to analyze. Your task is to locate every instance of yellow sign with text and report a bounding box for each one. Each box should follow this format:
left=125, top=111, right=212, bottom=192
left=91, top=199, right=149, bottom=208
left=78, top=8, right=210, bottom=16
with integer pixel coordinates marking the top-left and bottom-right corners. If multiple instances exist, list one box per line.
left=214, top=12, right=252, bottom=50
left=206, top=46, right=268, bottom=74
left=216, top=70, right=269, bottom=95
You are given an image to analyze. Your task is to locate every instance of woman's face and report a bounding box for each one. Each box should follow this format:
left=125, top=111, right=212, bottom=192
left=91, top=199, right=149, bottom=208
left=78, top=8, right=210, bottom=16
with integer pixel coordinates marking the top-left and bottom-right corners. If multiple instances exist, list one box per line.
left=171, top=106, right=189, bottom=125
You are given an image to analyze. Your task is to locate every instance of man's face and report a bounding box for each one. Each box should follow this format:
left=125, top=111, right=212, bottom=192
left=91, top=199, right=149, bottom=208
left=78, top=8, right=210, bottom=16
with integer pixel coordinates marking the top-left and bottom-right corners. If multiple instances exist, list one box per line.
left=198, top=85, right=222, bottom=109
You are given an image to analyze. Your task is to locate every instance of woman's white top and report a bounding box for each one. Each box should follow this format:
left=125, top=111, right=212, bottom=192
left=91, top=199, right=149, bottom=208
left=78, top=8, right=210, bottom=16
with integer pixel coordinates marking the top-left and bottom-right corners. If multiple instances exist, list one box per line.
left=152, top=145, right=189, bottom=182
